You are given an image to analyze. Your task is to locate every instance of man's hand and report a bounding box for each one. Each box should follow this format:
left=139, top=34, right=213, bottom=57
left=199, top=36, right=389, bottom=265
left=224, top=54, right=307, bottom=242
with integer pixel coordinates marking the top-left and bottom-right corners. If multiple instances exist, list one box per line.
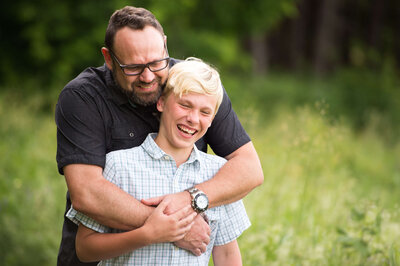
left=174, top=214, right=211, bottom=256
left=142, top=192, right=211, bottom=255
left=141, top=191, right=191, bottom=215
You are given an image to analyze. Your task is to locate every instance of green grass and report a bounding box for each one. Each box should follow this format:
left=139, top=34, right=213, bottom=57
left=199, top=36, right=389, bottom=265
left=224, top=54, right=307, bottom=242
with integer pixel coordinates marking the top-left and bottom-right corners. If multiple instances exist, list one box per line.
left=1, top=70, right=399, bottom=265
left=0, top=92, right=66, bottom=266
left=239, top=106, right=400, bottom=265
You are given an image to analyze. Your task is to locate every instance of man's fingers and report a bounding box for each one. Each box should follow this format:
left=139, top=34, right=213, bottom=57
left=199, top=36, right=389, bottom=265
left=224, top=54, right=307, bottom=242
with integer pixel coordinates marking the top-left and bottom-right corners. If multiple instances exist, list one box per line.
left=200, top=242, right=208, bottom=253
left=179, top=212, right=197, bottom=227
left=193, top=248, right=202, bottom=256
left=141, top=195, right=165, bottom=206
left=173, top=205, right=194, bottom=220
left=153, top=197, right=171, bottom=213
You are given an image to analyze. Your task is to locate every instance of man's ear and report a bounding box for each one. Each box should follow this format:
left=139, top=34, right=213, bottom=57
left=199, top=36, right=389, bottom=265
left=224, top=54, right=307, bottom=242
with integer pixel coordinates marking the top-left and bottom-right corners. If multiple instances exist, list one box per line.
left=157, top=96, right=165, bottom=112
left=101, top=47, right=113, bottom=70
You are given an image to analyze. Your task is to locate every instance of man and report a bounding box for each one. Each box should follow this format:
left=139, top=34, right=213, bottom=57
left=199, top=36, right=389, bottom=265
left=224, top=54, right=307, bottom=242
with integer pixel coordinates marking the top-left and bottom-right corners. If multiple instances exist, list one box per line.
left=66, top=58, right=251, bottom=265
left=55, top=6, right=263, bottom=266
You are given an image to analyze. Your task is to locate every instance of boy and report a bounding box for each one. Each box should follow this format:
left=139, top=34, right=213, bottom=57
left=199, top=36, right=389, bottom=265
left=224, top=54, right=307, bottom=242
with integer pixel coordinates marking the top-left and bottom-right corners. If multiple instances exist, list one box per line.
left=67, top=58, right=250, bottom=265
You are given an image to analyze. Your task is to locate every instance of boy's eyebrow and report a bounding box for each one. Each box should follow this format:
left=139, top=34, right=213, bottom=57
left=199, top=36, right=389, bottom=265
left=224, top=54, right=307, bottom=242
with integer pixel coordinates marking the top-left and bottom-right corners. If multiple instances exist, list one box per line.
left=178, top=96, right=215, bottom=110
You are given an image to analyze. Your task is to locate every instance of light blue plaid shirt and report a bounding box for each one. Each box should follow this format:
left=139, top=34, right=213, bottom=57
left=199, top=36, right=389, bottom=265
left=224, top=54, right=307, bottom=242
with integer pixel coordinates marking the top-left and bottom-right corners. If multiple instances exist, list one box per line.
left=67, top=133, right=250, bottom=266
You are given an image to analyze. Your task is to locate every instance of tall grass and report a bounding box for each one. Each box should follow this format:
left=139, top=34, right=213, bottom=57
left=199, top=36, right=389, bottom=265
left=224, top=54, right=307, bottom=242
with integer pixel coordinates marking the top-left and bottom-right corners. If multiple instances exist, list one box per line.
left=0, top=92, right=65, bottom=266
left=239, top=106, right=400, bottom=265
left=0, top=68, right=399, bottom=265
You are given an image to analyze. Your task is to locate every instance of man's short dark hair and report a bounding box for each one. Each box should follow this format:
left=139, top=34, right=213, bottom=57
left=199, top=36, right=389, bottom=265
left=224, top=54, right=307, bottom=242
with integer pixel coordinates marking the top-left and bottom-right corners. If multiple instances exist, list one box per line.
left=105, top=6, right=164, bottom=50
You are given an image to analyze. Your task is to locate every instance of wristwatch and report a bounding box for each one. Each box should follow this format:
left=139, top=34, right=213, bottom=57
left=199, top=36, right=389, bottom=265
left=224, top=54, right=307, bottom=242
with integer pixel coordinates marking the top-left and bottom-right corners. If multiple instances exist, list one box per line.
left=187, top=187, right=209, bottom=213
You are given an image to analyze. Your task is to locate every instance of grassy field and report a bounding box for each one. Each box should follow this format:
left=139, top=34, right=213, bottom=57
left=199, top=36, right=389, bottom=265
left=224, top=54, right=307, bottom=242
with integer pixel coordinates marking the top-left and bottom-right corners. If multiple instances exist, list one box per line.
left=239, top=106, right=400, bottom=265
left=0, top=72, right=399, bottom=265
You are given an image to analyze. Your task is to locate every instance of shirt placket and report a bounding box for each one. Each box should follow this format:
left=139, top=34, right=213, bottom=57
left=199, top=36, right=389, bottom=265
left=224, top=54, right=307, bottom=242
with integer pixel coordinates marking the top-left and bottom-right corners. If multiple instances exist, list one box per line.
left=170, top=164, right=186, bottom=265
left=172, top=166, right=184, bottom=193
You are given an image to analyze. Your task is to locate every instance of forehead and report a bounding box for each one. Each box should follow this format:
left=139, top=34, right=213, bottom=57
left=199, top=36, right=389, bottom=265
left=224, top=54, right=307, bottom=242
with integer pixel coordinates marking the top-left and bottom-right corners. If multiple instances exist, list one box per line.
left=113, top=26, right=165, bottom=63
left=173, top=92, right=217, bottom=109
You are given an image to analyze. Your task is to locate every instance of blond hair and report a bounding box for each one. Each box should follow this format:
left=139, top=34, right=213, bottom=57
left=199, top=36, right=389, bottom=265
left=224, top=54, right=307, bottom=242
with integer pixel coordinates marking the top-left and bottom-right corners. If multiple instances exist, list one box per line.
left=164, top=57, right=223, bottom=114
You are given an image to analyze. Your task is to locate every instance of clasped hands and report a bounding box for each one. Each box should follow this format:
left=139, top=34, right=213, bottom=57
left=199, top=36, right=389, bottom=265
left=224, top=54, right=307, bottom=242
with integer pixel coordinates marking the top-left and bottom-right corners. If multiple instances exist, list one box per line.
left=141, top=191, right=211, bottom=256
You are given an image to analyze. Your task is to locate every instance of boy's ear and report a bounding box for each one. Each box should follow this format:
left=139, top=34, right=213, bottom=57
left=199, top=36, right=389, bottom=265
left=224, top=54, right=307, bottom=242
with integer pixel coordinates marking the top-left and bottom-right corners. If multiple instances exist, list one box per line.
left=156, top=96, right=165, bottom=112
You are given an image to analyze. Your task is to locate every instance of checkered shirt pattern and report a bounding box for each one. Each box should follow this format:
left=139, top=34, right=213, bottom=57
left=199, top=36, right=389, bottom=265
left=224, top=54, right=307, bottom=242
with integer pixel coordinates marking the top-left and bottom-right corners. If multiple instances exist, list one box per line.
left=67, top=133, right=250, bottom=266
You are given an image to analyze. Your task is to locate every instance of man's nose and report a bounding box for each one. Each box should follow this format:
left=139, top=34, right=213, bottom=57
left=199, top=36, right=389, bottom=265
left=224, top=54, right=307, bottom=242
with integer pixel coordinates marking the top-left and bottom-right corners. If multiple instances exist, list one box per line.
left=139, top=67, right=156, bottom=83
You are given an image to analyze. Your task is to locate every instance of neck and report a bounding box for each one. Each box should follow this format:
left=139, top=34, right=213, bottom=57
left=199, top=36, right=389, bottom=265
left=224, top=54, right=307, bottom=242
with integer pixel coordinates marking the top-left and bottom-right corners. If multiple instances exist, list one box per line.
left=154, top=134, right=193, bottom=167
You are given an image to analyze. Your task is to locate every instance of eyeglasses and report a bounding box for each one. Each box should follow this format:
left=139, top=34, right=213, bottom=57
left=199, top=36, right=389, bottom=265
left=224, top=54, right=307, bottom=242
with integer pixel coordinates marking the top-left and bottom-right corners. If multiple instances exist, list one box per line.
left=107, top=47, right=170, bottom=76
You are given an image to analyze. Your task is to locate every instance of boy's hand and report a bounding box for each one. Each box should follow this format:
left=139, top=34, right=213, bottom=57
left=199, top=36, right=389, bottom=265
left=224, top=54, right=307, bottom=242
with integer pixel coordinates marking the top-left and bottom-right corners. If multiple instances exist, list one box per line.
left=143, top=198, right=196, bottom=243
left=142, top=193, right=211, bottom=255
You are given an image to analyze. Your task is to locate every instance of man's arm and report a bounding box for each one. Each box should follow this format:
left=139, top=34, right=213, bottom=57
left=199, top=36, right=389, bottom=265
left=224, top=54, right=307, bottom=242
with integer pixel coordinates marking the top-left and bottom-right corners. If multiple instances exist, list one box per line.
left=145, top=141, right=262, bottom=255
left=154, top=141, right=263, bottom=213
left=198, top=141, right=263, bottom=208
left=64, top=164, right=154, bottom=230
left=75, top=200, right=196, bottom=262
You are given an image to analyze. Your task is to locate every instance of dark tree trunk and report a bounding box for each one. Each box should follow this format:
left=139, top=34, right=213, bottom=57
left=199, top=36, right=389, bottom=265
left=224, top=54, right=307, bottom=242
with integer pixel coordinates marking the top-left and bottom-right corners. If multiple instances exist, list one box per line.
left=290, top=0, right=309, bottom=69
left=313, top=0, right=342, bottom=75
left=250, top=33, right=269, bottom=74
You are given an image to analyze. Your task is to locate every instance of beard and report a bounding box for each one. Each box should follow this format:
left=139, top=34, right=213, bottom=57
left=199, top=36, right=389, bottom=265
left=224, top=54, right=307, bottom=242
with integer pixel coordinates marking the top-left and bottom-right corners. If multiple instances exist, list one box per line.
left=112, top=71, right=165, bottom=107
left=125, top=79, right=164, bottom=106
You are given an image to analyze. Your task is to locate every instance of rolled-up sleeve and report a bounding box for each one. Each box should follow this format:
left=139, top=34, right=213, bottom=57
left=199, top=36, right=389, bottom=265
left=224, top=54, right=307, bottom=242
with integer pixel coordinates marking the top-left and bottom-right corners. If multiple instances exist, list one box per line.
left=55, top=86, right=106, bottom=174
left=205, top=86, right=251, bottom=158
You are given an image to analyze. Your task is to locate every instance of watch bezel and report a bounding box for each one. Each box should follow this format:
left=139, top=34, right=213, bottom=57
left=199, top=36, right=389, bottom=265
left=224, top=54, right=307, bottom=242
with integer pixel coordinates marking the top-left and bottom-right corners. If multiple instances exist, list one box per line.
left=193, top=193, right=209, bottom=212
left=187, top=187, right=209, bottom=213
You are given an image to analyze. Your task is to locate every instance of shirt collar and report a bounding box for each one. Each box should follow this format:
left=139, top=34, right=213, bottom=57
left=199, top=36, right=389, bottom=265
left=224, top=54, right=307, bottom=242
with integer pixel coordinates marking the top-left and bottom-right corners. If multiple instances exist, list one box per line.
left=142, top=133, right=201, bottom=166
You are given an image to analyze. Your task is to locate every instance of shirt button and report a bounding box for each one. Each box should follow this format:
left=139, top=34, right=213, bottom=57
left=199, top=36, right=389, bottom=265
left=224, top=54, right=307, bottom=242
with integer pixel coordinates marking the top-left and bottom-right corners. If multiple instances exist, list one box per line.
left=129, top=132, right=134, bottom=137
left=163, top=155, right=170, bottom=160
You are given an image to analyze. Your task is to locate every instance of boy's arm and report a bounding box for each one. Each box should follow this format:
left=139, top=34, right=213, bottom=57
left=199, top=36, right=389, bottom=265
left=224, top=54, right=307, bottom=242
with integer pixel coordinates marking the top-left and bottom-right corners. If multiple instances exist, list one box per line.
left=212, top=240, right=242, bottom=266
left=75, top=200, right=196, bottom=262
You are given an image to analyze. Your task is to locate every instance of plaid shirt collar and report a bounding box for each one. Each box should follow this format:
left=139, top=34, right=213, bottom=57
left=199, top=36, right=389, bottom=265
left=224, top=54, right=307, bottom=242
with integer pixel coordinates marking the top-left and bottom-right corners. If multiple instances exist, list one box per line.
left=142, top=133, right=202, bottom=166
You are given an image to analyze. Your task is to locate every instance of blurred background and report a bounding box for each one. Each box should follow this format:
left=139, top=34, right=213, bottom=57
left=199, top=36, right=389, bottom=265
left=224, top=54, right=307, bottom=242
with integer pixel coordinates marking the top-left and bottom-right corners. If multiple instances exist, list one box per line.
left=0, top=0, right=399, bottom=265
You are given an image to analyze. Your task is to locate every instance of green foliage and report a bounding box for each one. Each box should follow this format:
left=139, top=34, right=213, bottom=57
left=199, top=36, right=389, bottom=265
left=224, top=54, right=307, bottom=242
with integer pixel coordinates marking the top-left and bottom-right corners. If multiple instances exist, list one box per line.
left=0, top=0, right=298, bottom=89
left=224, top=64, right=400, bottom=143
left=1, top=66, right=400, bottom=265
left=1, top=1, right=117, bottom=87
left=238, top=106, right=400, bottom=265
left=0, top=92, right=65, bottom=266
left=145, top=0, right=296, bottom=72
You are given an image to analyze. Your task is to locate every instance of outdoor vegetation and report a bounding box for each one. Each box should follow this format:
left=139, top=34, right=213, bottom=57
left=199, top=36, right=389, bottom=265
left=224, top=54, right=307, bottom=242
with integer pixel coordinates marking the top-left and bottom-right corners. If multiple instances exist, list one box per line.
left=1, top=0, right=399, bottom=265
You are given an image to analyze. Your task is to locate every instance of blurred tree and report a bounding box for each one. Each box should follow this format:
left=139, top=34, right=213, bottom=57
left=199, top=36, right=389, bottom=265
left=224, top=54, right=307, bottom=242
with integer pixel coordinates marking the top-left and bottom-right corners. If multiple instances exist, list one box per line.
left=313, top=0, right=342, bottom=75
left=0, top=0, right=116, bottom=89
left=148, top=0, right=298, bottom=74
left=266, top=0, right=400, bottom=74
left=1, top=0, right=399, bottom=89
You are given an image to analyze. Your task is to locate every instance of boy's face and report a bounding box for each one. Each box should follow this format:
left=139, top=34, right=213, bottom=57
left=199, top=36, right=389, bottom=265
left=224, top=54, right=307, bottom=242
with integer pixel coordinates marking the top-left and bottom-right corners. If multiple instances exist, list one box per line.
left=156, top=92, right=217, bottom=153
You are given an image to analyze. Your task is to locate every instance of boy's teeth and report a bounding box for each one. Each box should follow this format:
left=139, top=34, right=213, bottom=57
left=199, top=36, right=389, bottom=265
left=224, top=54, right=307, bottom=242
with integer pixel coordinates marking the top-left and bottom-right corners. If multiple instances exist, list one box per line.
left=178, top=125, right=195, bottom=134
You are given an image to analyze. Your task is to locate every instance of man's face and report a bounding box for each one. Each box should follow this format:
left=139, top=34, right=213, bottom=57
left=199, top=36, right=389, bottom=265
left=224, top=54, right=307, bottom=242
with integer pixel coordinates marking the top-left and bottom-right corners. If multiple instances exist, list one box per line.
left=107, top=26, right=168, bottom=106
left=156, top=92, right=217, bottom=154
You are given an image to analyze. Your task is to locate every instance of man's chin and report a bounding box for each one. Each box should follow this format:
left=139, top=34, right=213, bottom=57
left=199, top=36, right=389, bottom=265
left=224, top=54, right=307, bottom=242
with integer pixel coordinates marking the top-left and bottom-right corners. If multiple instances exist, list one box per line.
left=129, top=91, right=161, bottom=107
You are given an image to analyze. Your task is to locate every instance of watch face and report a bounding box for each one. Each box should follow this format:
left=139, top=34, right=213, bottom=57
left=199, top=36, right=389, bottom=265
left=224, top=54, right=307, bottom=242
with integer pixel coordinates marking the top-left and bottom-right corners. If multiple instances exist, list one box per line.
left=196, top=194, right=209, bottom=210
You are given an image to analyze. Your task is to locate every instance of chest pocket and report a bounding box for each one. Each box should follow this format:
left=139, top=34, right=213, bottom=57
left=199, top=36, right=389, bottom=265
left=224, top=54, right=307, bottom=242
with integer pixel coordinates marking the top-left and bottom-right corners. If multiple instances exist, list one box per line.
left=110, top=125, right=151, bottom=151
